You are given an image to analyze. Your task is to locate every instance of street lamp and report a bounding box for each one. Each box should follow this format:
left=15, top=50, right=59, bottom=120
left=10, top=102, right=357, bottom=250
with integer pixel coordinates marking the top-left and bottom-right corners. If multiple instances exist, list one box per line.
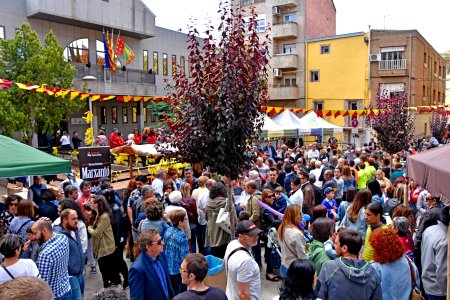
left=82, top=76, right=97, bottom=137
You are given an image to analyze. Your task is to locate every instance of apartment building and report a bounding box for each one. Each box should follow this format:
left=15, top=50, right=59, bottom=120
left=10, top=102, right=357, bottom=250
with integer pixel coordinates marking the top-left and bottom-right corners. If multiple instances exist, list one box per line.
left=369, top=30, right=446, bottom=137
left=0, top=0, right=192, bottom=142
left=238, top=0, right=336, bottom=107
left=306, top=32, right=370, bottom=144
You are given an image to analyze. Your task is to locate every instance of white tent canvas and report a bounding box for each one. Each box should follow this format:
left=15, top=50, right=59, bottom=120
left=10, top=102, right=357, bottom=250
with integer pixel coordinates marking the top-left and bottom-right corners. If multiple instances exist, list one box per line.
left=297, top=111, right=343, bottom=135
left=261, top=115, right=297, bottom=138
left=272, top=110, right=305, bottom=130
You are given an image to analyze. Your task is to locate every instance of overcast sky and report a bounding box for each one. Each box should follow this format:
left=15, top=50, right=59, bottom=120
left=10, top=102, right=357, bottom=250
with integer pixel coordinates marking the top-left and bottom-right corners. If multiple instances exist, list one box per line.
left=143, top=0, right=450, bottom=52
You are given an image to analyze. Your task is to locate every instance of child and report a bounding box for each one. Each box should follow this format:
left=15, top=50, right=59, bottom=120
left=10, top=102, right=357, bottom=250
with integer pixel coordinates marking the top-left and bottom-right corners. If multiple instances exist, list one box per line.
left=324, top=230, right=338, bottom=259
left=273, top=186, right=287, bottom=214
left=22, top=227, right=40, bottom=261
left=321, top=187, right=337, bottom=220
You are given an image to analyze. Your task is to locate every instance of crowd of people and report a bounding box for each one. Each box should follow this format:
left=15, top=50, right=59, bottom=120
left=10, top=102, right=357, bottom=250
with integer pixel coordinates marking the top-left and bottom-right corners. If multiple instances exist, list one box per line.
left=0, top=135, right=448, bottom=300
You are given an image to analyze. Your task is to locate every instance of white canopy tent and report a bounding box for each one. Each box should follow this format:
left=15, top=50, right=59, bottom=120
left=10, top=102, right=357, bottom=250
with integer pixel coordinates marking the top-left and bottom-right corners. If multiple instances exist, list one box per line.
left=297, top=111, right=343, bottom=135
left=261, top=115, right=297, bottom=138
left=272, top=110, right=305, bottom=130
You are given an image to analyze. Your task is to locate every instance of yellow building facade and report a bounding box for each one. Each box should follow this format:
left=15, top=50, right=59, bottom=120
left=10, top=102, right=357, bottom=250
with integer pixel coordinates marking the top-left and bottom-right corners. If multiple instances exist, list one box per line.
left=306, top=32, right=370, bottom=143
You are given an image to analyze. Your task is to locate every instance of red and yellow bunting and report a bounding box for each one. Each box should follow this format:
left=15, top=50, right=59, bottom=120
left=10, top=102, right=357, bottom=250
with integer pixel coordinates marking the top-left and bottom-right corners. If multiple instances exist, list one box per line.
left=0, top=78, right=171, bottom=103
left=1, top=78, right=449, bottom=117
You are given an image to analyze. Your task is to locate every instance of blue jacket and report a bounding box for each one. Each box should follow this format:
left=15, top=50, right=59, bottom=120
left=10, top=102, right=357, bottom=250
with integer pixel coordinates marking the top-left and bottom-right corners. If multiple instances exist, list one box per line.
left=53, top=225, right=84, bottom=276
left=129, top=251, right=175, bottom=300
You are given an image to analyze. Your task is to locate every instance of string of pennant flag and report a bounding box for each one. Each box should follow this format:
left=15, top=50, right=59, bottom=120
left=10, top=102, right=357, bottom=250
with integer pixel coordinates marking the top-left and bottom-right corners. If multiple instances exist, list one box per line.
left=0, top=78, right=448, bottom=116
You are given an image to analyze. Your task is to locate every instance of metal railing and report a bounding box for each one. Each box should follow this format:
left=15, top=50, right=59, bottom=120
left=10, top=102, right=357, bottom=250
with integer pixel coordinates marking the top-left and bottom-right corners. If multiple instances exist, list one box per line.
left=379, top=59, right=406, bottom=70
left=74, top=64, right=156, bottom=84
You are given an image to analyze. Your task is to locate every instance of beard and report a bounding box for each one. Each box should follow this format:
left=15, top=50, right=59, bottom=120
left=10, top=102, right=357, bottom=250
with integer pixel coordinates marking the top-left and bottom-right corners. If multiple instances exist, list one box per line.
left=36, top=234, right=46, bottom=245
left=67, top=223, right=78, bottom=232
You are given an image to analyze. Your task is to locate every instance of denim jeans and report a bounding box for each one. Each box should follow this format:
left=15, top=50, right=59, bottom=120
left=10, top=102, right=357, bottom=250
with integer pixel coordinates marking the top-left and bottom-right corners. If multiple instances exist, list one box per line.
left=69, top=275, right=84, bottom=300
left=426, top=294, right=446, bottom=300
left=55, top=290, right=72, bottom=300
left=280, top=264, right=288, bottom=278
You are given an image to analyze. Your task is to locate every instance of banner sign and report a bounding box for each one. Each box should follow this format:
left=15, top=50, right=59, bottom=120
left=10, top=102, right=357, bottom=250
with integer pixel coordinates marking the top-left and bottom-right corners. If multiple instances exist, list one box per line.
left=78, top=146, right=111, bottom=185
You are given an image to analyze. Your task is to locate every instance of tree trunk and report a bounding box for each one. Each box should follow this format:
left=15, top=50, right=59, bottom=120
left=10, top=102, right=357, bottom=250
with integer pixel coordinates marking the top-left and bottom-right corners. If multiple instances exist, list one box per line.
left=227, top=178, right=236, bottom=240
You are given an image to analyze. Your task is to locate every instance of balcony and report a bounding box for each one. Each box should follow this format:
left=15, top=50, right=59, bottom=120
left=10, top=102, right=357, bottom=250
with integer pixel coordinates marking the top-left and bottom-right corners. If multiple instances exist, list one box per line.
left=269, top=0, right=297, bottom=8
left=272, top=54, right=298, bottom=69
left=270, top=85, right=299, bottom=100
left=26, top=0, right=155, bottom=39
left=73, top=64, right=156, bottom=96
left=378, top=59, right=408, bottom=77
left=272, top=22, right=297, bottom=39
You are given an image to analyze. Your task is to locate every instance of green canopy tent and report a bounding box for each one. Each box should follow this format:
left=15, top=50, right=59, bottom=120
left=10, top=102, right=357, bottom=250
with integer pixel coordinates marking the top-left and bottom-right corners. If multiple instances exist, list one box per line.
left=0, top=135, right=71, bottom=178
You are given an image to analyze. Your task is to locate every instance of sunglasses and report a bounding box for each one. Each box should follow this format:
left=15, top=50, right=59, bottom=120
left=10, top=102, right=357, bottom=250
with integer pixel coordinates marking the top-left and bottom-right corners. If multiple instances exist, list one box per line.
left=267, top=195, right=274, bottom=198
left=179, top=267, right=188, bottom=274
left=151, top=238, right=163, bottom=246
left=9, top=203, right=18, bottom=207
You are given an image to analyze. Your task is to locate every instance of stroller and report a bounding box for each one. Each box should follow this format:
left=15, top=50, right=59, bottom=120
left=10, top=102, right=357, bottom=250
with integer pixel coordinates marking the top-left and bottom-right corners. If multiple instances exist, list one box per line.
left=267, top=227, right=282, bottom=269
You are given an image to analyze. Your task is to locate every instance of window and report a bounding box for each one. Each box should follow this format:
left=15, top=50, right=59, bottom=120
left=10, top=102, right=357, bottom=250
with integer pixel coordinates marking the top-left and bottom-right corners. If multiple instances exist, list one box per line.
left=256, top=18, right=266, bottom=33
left=95, top=40, right=121, bottom=68
left=380, top=83, right=404, bottom=99
left=100, top=106, right=107, bottom=124
left=310, top=70, right=320, bottom=82
left=63, top=38, right=89, bottom=64
left=313, top=101, right=324, bottom=111
left=241, top=0, right=252, bottom=5
left=380, top=47, right=404, bottom=61
left=144, top=107, right=147, bottom=123
left=132, top=107, right=137, bottom=123
left=283, top=43, right=296, bottom=54
left=163, top=53, right=168, bottom=76
left=111, top=107, right=117, bottom=124
left=180, top=56, right=186, bottom=74
left=423, top=52, right=427, bottom=66
left=0, top=26, right=5, bottom=39
left=283, top=13, right=296, bottom=23
left=172, top=55, right=177, bottom=76
left=284, top=77, right=297, bottom=86
left=243, top=15, right=266, bottom=33
left=320, top=45, right=330, bottom=54
left=153, top=51, right=159, bottom=74
left=122, top=107, right=128, bottom=123
left=348, top=101, right=358, bottom=110
left=188, top=59, right=193, bottom=78
left=143, top=50, right=148, bottom=71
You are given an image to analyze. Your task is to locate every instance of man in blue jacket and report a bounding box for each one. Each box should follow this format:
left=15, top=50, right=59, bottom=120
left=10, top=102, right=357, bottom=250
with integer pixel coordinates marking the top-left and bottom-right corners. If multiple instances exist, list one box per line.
left=129, top=229, right=175, bottom=300
left=53, top=209, right=85, bottom=300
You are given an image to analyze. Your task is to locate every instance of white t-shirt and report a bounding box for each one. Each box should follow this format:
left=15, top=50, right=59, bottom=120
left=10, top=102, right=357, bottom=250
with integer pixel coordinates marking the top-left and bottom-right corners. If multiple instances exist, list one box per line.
left=290, top=188, right=304, bottom=207
left=224, top=240, right=260, bottom=300
left=197, top=189, right=209, bottom=226
left=0, top=259, right=39, bottom=285
left=60, top=135, right=71, bottom=146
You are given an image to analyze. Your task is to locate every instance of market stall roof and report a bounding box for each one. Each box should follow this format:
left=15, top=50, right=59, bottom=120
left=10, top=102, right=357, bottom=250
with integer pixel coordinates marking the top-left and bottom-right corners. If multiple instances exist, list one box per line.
left=0, top=135, right=71, bottom=178
left=272, top=110, right=305, bottom=130
left=261, top=115, right=297, bottom=138
left=406, top=144, right=450, bottom=198
left=297, top=111, right=343, bottom=135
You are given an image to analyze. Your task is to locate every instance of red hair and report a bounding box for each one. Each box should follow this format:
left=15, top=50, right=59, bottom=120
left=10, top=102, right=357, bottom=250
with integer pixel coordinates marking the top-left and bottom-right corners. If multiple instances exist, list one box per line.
left=370, top=228, right=404, bottom=263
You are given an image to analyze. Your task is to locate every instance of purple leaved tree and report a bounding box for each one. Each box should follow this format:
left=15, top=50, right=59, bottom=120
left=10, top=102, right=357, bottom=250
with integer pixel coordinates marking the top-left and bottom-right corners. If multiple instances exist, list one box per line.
left=429, top=110, right=449, bottom=143
left=165, top=1, right=270, bottom=234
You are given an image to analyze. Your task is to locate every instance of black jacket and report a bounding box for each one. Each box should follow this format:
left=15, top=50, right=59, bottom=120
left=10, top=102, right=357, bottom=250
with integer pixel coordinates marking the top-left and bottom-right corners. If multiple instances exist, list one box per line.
left=261, top=207, right=281, bottom=233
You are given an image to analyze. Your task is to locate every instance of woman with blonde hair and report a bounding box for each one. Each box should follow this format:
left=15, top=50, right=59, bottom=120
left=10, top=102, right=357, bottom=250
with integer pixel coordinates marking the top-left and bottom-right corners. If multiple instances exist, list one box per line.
left=278, top=204, right=306, bottom=278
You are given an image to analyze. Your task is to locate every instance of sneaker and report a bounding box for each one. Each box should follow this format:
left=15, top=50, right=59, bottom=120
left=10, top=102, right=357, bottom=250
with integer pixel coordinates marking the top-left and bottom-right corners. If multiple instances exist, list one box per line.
left=90, top=266, right=97, bottom=274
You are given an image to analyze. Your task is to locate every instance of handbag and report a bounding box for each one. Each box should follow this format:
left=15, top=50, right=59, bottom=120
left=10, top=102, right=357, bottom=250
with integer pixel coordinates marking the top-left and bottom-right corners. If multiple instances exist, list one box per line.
left=405, top=255, right=424, bottom=300
left=216, top=199, right=231, bottom=234
left=270, top=247, right=281, bottom=269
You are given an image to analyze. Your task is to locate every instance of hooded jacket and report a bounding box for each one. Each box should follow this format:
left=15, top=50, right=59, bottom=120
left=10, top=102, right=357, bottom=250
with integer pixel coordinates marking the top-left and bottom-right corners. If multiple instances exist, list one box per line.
left=205, top=197, right=236, bottom=247
left=308, top=240, right=331, bottom=275
left=316, top=257, right=382, bottom=300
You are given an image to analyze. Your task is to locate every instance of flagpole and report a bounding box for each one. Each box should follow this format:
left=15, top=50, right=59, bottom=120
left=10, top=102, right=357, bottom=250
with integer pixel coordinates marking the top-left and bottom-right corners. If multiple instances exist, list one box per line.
left=103, top=28, right=107, bottom=84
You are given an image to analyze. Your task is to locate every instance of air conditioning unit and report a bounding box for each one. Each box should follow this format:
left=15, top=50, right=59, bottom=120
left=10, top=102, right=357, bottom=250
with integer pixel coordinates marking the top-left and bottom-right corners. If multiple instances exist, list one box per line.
left=273, top=68, right=282, bottom=77
left=369, top=53, right=380, bottom=62
left=272, top=6, right=280, bottom=15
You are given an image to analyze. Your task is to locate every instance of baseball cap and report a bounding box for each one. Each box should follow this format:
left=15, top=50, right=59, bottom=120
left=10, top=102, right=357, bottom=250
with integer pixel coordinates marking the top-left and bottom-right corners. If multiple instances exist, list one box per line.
left=236, top=220, right=261, bottom=236
left=323, top=187, right=334, bottom=195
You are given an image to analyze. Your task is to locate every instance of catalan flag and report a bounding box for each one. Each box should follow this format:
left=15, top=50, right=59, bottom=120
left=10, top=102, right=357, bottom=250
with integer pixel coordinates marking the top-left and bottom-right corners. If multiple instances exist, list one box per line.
left=102, top=31, right=111, bottom=70
left=106, top=31, right=116, bottom=72
left=116, top=34, right=135, bottom=65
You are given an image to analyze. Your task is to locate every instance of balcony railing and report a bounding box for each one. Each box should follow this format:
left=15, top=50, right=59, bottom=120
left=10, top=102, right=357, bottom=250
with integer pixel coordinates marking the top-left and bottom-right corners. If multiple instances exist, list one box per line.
left=74, top=64, right=155, bottom=85
left=379, top=59, right=406, bottom=70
